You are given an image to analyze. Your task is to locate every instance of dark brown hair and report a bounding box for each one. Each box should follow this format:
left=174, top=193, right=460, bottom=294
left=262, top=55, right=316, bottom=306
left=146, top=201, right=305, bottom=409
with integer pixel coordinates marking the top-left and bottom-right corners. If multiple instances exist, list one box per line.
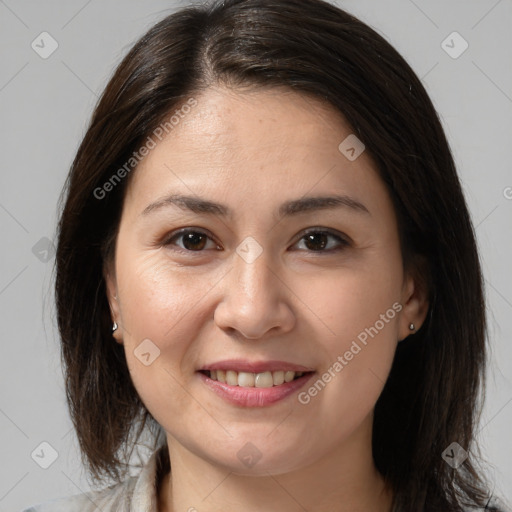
left=54, top=0, right=502, bottom=510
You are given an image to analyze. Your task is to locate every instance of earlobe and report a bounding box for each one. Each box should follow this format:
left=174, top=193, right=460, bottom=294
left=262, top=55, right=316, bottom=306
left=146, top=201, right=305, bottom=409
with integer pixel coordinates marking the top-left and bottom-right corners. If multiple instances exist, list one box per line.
left=398, top=270, right=429, bottom=341
left=104, top=269, right=119, bottom=313
left=104, top=263, right=123, bottom=343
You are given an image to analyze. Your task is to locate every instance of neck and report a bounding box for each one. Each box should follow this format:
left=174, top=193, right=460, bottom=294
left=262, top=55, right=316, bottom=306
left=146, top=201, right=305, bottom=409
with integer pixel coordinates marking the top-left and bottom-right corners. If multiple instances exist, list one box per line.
left=158, top=415, right=393, bottom=512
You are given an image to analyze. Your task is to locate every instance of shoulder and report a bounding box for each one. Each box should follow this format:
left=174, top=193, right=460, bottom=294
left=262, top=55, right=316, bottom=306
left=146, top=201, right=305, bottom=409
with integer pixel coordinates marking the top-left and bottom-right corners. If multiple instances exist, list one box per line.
left=20, top=444, right=167, bottom=512
left=19, top=476, right=138, bottom=512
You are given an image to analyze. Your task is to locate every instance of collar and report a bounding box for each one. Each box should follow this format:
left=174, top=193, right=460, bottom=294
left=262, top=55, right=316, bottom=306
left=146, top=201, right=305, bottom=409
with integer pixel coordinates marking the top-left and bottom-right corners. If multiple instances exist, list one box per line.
left=129, top=443, right=168, bottom=510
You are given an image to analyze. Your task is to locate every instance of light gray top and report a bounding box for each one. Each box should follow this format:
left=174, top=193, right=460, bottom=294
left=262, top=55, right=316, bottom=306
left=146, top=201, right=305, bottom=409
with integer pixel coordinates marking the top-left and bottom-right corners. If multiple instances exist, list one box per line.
left=20, top=446, right=166, bottom=512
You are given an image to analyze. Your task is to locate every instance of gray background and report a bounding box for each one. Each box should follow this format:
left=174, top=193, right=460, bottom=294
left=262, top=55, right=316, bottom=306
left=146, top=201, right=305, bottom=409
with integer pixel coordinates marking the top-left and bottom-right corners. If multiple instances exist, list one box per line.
left=0, top=0, right=511, bottom=510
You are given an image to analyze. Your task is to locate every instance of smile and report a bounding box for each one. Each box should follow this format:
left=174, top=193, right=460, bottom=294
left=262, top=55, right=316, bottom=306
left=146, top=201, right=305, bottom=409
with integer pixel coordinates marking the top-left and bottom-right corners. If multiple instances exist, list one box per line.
left=197, top=370, right=316, bottom=407
left=200, top=369, right=306, bottom=387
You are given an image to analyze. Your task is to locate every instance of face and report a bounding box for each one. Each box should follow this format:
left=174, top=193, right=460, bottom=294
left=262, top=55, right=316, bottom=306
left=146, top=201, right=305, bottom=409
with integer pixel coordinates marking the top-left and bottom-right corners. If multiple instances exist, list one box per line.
left=106, top=86, right=426, bottom=475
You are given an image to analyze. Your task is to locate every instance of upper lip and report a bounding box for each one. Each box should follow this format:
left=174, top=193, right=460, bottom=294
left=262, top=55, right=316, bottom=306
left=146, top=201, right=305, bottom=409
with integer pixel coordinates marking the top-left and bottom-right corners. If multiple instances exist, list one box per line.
left=199, top=359, right=315, bottom=373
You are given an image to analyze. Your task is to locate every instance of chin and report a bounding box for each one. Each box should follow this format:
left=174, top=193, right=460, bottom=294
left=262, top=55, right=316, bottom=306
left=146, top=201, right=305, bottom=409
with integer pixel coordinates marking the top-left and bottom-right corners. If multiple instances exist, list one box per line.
left=203, top=444, right=315, bottom=476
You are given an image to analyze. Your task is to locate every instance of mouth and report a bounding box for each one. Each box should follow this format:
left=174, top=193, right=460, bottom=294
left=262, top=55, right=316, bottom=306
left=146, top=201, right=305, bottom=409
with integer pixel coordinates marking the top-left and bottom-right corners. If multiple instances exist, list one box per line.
left=198, top=369, right=313, bottom=388
left=196, top=368, right=316, bottom=407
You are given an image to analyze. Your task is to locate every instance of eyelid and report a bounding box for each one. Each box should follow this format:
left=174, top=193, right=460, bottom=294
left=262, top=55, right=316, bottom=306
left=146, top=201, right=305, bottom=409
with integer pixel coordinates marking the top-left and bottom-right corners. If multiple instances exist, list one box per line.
left=161, top=227, right=219, bottom=250
left=296, top=227, right=351, bottom=243
left=292, top=227, right=351, bottom=251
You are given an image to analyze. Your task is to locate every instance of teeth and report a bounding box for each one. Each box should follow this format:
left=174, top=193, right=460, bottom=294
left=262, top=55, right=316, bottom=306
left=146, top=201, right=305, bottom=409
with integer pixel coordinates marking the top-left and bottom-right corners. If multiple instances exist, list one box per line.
left=206, top=369, right=305, bottom=387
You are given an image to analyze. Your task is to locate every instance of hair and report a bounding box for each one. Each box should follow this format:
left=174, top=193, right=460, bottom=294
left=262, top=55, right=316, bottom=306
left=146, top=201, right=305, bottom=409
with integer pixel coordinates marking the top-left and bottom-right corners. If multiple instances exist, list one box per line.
left=54, top=0, right=503, bottom=510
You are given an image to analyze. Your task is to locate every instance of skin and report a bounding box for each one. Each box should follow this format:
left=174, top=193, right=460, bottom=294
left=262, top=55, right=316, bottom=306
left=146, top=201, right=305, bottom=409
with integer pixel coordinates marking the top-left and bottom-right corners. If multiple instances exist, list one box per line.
left=105, top=85, right=429, bottom=512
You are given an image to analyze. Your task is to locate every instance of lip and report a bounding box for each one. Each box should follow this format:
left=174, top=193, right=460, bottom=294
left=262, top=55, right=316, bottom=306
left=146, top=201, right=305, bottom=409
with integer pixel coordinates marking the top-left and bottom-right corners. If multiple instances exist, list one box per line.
left=197, top=370, right=316, bottom=407
left=198, top=359, right=315, bottom=373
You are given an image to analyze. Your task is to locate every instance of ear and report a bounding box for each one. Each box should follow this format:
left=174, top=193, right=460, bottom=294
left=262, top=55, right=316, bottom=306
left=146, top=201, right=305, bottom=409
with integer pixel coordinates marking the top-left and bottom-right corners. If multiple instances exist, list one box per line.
left=398, top=260, right=429, bottom=341
left=103, top=259, right=123, bottom=344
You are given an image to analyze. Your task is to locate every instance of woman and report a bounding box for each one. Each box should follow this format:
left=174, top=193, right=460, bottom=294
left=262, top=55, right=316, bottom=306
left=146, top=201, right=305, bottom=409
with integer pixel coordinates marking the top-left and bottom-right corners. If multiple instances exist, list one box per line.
left=22, top=0, right=509, bottom=510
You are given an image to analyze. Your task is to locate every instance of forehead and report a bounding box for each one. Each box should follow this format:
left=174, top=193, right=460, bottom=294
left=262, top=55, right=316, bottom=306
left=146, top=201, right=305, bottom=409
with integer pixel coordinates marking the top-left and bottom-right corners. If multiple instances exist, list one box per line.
left=124, top=85, right=388, bottom=217
left=178, top=86, right=341, bottom=136
left=164, top=86, right=354, bottom=162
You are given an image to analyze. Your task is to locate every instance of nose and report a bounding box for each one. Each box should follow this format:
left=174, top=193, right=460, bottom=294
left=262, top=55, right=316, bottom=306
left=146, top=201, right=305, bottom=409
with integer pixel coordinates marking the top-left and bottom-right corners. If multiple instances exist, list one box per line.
left=213, top=247, right=296, bottom=339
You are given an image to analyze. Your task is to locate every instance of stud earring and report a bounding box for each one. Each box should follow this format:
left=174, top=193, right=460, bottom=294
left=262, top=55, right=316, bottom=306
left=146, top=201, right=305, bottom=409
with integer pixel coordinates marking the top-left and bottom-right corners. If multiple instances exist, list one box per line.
left=112, top=322, right=118, bottom=332
left=409, top=323, right=415, bottom=331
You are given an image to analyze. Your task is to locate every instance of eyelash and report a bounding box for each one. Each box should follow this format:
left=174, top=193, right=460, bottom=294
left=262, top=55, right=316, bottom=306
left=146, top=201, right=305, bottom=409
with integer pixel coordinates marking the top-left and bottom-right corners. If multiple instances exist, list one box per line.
left=161, top=228, right=350, bottom=254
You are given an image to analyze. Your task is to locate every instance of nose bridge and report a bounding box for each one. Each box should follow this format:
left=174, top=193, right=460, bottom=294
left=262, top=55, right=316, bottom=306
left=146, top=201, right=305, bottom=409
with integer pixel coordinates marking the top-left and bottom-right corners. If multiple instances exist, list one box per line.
left=232, top=238, right=278, bottom=307
left=214, top=238, right=295, bottom=338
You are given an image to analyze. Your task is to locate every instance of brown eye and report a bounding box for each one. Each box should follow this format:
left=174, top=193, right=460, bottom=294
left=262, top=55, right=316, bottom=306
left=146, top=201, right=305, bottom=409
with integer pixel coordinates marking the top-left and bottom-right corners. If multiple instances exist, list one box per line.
left=163, top=229, right=217, bottom=252
left=294, top=229, right=349, bottom=252
left=162, top=228, right=349, bottom=254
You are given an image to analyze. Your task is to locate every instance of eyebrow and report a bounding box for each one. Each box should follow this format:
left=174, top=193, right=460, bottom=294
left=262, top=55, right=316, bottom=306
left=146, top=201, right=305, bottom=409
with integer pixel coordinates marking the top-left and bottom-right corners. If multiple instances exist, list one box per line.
left=140, top=193, right=370, bottom=219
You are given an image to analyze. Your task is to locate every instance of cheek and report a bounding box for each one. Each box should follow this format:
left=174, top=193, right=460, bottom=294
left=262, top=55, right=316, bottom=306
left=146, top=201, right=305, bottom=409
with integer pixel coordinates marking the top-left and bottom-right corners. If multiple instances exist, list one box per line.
left=117, top=249, right=205, bottom=337
left=297, top=254, right=402, bottom=413
left=115, top=250, right=215, bottom=424
left=302, top=256, right=402, bottom=350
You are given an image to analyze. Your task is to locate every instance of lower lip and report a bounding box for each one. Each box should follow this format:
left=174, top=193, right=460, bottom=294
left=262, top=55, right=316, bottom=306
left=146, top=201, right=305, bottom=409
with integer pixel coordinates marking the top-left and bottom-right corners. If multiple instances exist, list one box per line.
left=197, top=371, right=316, bottom=407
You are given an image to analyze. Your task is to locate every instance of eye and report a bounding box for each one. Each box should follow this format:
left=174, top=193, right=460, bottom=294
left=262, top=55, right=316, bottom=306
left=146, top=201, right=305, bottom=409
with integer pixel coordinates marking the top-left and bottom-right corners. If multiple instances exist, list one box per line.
left=292, top=229, right=350, bottom=253
left=162, top=228, right=219, bottom=252
left=162, top=227, right=350, bottom=254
